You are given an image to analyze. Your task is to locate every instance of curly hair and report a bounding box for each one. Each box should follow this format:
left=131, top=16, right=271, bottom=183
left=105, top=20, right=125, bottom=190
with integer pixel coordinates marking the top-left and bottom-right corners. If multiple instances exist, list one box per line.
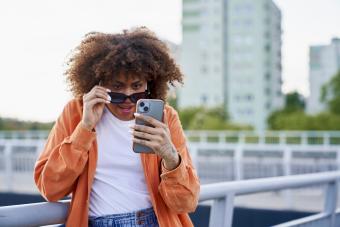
left=65, top=27, right=183, bottom=101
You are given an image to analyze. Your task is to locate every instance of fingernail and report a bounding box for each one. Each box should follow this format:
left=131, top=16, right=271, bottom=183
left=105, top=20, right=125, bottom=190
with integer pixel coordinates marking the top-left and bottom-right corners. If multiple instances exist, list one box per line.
left=106, top=88, right=111, bottom=92
left=134, top=113, right=140, bottom=117
left=106, top=100, right=110, bottom=103
left=128, top=129, right=134, bottom=134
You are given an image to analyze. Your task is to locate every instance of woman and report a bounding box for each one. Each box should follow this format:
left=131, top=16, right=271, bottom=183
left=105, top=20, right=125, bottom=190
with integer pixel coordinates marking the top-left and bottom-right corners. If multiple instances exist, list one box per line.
left=34, top=27, right=200, bottom=227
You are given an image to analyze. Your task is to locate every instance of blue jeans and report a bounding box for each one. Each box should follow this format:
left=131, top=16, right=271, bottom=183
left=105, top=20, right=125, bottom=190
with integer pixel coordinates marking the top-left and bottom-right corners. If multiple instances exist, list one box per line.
left=88, top=207, right=159, bottom=227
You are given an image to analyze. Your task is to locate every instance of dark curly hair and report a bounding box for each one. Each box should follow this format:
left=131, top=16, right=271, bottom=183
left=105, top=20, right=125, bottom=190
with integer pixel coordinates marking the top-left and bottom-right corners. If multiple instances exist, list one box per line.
left=65, top=26, right=183, bottom=101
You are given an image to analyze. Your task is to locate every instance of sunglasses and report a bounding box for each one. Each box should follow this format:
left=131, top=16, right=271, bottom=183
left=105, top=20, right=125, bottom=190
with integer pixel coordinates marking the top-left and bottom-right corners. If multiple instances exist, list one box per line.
left=108, top=91, right=148, bottom=104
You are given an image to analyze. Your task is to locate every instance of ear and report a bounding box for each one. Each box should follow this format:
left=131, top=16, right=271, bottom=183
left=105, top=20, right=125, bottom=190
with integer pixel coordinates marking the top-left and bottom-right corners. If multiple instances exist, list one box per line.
left=146, top=81, right=152, bottom=98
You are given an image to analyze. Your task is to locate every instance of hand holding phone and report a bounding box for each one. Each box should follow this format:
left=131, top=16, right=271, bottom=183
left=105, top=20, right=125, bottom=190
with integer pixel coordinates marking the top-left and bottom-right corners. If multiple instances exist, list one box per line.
left=131, top=99, right=180, bottom=169
left=132, top=99, right=164, bottom=153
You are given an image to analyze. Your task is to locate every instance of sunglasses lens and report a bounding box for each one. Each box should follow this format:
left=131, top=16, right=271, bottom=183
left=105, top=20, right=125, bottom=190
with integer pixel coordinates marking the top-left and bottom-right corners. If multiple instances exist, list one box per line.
left=108, top=92, right=126, bottom=104
left=130, top=92, right=147, bottom=103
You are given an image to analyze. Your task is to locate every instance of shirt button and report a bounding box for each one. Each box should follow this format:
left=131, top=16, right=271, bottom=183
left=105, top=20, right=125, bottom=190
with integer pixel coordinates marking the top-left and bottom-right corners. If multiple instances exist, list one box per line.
left=136, top=211, right=143, bottom=217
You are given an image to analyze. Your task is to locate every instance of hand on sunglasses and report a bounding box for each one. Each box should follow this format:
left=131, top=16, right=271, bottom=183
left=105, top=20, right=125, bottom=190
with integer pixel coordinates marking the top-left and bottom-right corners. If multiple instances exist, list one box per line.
left=81, top=85, right=111, bottom=131
left=130, top=113, right=180, bottom=170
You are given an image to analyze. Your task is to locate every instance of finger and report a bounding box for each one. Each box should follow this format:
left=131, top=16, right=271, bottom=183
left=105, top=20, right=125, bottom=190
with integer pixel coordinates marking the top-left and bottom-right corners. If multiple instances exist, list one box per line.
left=86, top=90, right=111, bottom=102
left=131, top=124, right=159, bottom=134
left=134, top=113, right=165, bottom=128
left=132, top=130, right=162, bottom=142
left=133, top=137, right=155, bottom=148
left=87, top=98, right=110, bottom=107
left=88, top=86, right=110, bottom=97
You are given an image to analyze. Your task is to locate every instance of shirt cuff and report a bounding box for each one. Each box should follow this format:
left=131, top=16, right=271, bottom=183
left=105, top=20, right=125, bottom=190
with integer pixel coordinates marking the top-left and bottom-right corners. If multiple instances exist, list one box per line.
left=69, top=122, right=96, bottom=151
left=160, top=154, right=186, bottom=181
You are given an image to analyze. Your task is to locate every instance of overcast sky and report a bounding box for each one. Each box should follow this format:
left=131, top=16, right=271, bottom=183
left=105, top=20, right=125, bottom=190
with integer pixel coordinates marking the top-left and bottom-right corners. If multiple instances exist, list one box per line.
left=0, top=0, right=339, bottom=122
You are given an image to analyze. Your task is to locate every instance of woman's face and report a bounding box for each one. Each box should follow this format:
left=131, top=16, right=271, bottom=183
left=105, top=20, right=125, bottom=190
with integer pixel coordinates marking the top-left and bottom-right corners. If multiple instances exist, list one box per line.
left=104, top=73, right=147, bottom=121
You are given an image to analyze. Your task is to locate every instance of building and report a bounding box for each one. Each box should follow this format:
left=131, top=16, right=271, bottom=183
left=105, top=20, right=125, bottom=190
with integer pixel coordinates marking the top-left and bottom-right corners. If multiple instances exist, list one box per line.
left=307, top=38, right=340, bottom=114
left=179, top=0, right=225, bottom=108
left=178, top=0, right=283, bottom=130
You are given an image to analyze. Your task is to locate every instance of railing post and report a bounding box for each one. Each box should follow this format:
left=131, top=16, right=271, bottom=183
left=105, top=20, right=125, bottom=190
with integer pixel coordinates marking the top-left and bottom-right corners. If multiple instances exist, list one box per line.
left=218, top=132, right=225, bottom=144
left=336, top=149, right=340, bottom=171
left=324, top=132, right=330, bottom=147
left=238, top=132, right=245, bottom=144
left=234, top=145, right=243, bottom=180
left=200, top=132, right=207, bottom=144
left=4, top=141, right=13, bottom=191
left=324, top=181, right=338, bottom=227
left=283, top=147, right=293, bottom=208
left=259, top=132, right=265, bottom=145
left=301, top=132, right=308, bottom=145
left=209, top=193, right=235, bottom=227
left=279, top=132, right=285, bottom=145
left=283, top=147, right=292, bottom=176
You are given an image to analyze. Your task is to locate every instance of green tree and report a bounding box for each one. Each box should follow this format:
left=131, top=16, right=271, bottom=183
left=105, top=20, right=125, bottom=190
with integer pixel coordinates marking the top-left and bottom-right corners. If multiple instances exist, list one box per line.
left=285, top=91, right=305, bottom=112
left=177, top=106, right=204, bottom=129
left=177, top=105, right=251, bottom=130
left=321, top=70, right=340, bottom=114
left=267, top=91, right=306, bottom=129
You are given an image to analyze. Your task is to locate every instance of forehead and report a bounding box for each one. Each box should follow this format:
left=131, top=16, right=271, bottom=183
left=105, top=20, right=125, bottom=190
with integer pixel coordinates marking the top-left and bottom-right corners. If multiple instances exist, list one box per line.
left=112, top=72, right=146, bottom=83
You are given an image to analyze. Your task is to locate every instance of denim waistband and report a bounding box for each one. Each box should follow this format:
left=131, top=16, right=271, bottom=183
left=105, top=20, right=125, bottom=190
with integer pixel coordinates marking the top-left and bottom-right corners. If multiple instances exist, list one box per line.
left=88, top=207, right=159, bottom=227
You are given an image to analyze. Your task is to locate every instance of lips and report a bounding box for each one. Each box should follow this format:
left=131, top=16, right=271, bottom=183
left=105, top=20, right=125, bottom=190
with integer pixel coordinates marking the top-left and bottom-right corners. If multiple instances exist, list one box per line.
left=118, top=104, right=134, bottom=109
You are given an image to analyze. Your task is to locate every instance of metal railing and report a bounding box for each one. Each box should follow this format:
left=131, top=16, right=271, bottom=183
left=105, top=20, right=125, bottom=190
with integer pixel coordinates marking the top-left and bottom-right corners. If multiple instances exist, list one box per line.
left=1, top=137, right=340, bottom=193
left=190, top=143, right=340, bottom=183
left=1, top=171, right=339, bottom=227
left=185, top=130, right=340, bottom=146
left=2, top=130, right=340, bottom=146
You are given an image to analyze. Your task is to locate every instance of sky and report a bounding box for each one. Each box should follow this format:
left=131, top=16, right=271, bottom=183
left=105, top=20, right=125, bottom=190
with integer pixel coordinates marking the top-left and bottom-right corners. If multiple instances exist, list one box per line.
left=0, top=0, right=339, bottom=122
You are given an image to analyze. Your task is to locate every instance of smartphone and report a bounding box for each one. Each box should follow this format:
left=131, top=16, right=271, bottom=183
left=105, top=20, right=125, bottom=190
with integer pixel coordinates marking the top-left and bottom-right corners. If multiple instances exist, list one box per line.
left=133, top=99, right=165, bottom=153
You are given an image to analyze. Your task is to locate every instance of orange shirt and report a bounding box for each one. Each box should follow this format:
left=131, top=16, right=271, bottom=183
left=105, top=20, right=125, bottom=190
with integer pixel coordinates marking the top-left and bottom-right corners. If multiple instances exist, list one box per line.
left=34, top=99, right=200, bottom=227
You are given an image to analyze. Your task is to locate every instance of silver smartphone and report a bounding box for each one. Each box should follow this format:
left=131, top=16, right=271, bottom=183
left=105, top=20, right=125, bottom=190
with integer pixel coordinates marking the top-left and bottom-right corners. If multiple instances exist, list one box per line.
left=133, top=99, right=165, bottom=153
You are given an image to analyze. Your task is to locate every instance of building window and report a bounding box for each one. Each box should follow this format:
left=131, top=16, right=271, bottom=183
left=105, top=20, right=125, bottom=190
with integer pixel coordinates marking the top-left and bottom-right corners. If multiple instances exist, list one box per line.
left=247, top=94, right=253, bottom=101
left=201, top=52, right=208, bottom=60
left=183, top=24, right=200, bottom=32
left=201, top=94, right=208, bottom=104
left=201, top=65, right=208, bottom=74
left=264, top=44, right=271, bottom=52
left=183, top=10, right=200, bottom=17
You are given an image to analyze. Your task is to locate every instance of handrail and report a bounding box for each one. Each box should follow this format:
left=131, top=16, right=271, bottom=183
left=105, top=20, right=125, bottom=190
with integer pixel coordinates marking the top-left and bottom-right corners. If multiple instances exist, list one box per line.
left=1, top=171, right=339, bottom=227
left=0, top=200, right=70, bottom=227
left=199, top=171, right=340, bottom=201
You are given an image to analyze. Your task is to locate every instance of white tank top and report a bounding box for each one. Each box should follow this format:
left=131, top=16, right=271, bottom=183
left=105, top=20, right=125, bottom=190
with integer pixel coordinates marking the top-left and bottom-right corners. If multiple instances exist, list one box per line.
left=89, top=107, right=152, bottom=217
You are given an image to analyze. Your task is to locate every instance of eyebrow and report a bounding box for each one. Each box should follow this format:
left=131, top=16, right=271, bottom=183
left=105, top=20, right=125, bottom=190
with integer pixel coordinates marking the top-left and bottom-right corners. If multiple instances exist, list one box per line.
left=112, top=80, right=142, bottom=85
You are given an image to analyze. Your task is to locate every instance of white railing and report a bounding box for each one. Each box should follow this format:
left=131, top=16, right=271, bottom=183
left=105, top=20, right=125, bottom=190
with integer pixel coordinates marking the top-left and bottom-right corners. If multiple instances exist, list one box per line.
left=1, top=137, right=340, bottom=194
left=185, top=130, right=340, bottom=146
left=190, top=143, right=340, bottom=183
left=0, top=171, right=339, bottom=227
left=2, top=130, right=340, bottom=146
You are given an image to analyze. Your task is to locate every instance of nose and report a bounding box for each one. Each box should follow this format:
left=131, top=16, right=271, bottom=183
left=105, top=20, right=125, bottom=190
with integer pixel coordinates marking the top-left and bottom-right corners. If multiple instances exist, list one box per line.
left=122, top=89, right=134, bottom=104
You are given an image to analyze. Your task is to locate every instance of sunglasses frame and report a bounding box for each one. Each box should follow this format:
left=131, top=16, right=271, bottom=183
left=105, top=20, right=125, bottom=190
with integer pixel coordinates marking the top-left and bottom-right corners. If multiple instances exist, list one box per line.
left=108, top=91, right=149, bottom=104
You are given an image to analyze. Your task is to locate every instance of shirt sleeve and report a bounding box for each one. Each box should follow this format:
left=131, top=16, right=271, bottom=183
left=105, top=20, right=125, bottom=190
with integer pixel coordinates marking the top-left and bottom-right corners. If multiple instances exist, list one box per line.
left=158, top=107, right=200, bottom=213
left=34, top=100, right=96, bottom=202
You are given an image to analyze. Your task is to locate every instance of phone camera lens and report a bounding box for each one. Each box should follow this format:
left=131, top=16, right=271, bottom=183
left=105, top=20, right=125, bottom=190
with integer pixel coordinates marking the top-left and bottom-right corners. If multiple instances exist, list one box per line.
left=140, top=102, right=145, bottom=107
left=143, top=106, right=149, bottom=112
